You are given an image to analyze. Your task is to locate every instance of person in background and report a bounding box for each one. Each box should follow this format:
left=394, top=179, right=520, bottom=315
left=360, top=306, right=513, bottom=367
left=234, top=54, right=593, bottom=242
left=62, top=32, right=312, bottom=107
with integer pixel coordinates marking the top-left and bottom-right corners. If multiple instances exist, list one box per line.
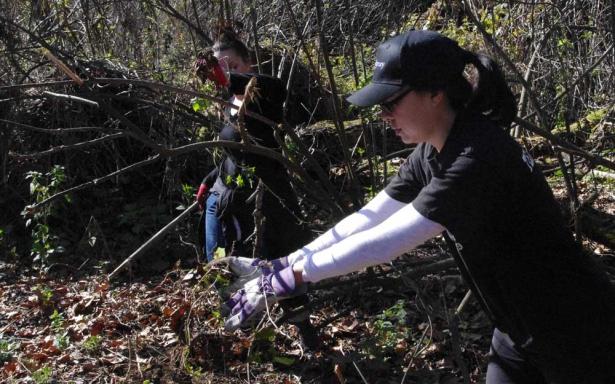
left=195, top=29, right=309, bottom=263
left=195, top=30, right=253, bottom=262
left=222, top=30, right=615, bottom=383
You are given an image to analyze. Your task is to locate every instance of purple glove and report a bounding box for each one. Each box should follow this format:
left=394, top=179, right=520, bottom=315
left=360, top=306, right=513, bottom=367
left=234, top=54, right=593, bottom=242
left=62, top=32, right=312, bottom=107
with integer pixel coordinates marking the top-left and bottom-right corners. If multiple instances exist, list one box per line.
left=223, top=265, right=305, bottom=331
left=224, top=256, right=290, bottom=295
left=228, top=256, right=290, bottom=276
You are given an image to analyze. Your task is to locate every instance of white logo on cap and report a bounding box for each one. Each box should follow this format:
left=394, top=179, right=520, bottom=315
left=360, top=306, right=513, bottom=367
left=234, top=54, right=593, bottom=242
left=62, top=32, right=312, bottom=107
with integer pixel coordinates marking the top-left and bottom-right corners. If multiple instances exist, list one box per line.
left=375, top=61, right=385, bottom=69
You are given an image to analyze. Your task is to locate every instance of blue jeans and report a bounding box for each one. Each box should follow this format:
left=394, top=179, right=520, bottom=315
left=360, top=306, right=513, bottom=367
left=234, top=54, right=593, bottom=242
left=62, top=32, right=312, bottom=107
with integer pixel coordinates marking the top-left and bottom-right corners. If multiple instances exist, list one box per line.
left=204, top=192, right=225, bottom=262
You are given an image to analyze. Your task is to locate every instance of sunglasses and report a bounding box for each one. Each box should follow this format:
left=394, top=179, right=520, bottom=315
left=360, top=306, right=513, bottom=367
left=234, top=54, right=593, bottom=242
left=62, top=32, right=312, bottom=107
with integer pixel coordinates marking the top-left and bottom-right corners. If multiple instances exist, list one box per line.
left=380, top=88, right=412, bottom=114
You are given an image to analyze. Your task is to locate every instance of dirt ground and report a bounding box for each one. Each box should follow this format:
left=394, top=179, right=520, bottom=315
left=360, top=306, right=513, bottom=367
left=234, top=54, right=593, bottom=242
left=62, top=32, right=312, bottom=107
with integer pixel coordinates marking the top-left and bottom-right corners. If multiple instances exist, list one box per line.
left=1, top=179, right=614, bottom=384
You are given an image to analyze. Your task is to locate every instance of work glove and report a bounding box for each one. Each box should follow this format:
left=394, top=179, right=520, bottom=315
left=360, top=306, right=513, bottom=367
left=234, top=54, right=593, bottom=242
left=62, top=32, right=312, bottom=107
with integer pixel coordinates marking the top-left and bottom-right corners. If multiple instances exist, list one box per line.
left=194, top=50, right=229, bottom=88
left=221, top=256, right=291, bottom=296
left=195, top=183, right=209, bottom=211
left=223, top=264, right=306, bottom=331
left=223, top=249, right=309, bottom=293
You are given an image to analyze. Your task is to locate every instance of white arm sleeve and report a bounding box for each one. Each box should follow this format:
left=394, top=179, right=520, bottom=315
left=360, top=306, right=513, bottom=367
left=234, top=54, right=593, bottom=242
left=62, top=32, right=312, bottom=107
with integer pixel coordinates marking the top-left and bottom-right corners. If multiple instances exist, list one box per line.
left=299, top=203, right=445, bottom=283
left=286, top=191, right=406, bottom=265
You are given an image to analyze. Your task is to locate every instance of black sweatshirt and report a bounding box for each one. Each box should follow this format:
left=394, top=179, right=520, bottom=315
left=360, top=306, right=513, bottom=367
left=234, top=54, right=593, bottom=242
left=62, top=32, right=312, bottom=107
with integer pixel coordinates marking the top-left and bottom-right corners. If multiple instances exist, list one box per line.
left=202, top=73, right=309, bottom=259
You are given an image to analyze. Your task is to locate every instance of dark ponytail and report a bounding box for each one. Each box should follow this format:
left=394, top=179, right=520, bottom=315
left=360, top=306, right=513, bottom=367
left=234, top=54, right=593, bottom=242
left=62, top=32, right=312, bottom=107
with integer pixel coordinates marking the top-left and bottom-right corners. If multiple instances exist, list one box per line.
left=212, top=27, right=251, bottom=63
left=462, top=51, right=517, bottom=127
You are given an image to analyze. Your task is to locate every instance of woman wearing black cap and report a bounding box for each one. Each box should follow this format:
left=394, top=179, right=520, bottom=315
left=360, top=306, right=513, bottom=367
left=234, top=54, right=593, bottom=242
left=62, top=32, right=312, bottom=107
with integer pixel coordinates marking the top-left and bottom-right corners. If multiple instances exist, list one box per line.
left=223, top=30, right=615, bottom=383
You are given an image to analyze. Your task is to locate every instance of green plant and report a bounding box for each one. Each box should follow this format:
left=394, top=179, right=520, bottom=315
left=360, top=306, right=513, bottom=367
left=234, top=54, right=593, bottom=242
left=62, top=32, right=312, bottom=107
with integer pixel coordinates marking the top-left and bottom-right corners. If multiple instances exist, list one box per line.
left=363, top=300, right=412, bottom=358
left=35, top=285, right=53, bottom=307
left=181, top=347, right=203, bottom=378
left=479, top=3, right=510, bottom=36
left=224, top=167, right=255, bottom=189
left=50, top=310, right=70, bottom=350
left=0, top=336, right=19, bottom=364
left=82, top=335, right=102, bottom=353
left=246, top=327, right=296, bottom=366
left=22, top=165, right=69, bottom=267
left=199, top=271, right=230, bottom=288
left=53, top=333, right=69, bottom=350
left=191, top=97, right=211, bottom=113
left=181, top=183, right=196, bottom=205
left=50, top=310, right=64, bottom=331
left=31, top=365, right=53, bottom=384
left=585, top=108, right=607, bottom=125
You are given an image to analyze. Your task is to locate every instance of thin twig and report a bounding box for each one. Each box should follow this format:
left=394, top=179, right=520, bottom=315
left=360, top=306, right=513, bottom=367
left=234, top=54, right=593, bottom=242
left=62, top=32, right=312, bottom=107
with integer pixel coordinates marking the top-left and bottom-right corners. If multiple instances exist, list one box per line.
left=314, top=0, right=362, bottom=208
left=0, top=78, right=277, bottom=128
left=400, top=325, right=429, bottom=384
left=10, top=132, right=126, bottom=159
left=461, top=0, right=549, bottom=128
left=0, top=119, right=107, bottom=134
left=515, top=117, right=615, bottom=171
left=251, top=181, right=265, bottom=259
left=42, top=91, right=98, bottom=107
left=523, top=43, right=614, bottom=121
left=31, top=154, right=161, bottom=209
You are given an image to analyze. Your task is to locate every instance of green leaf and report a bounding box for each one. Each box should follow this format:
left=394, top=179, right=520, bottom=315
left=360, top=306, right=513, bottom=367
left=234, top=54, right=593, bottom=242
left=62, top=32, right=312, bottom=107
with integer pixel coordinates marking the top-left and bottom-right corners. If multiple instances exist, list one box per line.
left=213, top=247, right=226, bottom=259
left=254, top=327, right=276, bottom=342
left=585, top=108, right=607, bottom=124
left=214, top=273, right=230, bottom=287
left=191, top=97, right=210, bottom=113
left=272, top=355, right=296, bottom=366
left=32, top=365, right=53, bottom=384
left=235, top=174, right=245, bottom=188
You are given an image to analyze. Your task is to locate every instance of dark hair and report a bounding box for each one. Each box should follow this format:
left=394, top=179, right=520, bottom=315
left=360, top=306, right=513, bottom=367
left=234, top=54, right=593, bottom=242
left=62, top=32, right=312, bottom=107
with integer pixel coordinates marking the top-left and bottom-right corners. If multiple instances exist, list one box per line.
left=212, top=28, right=251, bottom=64
left=442, top=51, right=517, bottom=128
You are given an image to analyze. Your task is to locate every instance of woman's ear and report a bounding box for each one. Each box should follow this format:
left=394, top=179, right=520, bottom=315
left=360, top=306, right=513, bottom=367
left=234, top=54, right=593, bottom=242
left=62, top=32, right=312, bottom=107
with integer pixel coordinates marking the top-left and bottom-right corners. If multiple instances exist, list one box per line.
left=430, top=90, right=446, bottom=107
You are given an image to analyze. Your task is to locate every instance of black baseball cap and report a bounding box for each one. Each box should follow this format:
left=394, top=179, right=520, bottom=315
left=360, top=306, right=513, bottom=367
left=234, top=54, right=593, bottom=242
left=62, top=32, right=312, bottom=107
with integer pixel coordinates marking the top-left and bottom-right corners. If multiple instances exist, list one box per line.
left=347, top=30, right=467, bottom=107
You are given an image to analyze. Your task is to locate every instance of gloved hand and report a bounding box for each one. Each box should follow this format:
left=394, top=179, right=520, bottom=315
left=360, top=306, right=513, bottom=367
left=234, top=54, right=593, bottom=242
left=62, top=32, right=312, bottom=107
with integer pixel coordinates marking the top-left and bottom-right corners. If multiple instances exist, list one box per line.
left=223, top=265, right=306, bottom=331
left=196, top=183, right=209, bottom=211
left=195, top=50, right=229, bottom=88
left=228, top=256, right=290, bottom=277
left=223, top=256, right=292, bottom=296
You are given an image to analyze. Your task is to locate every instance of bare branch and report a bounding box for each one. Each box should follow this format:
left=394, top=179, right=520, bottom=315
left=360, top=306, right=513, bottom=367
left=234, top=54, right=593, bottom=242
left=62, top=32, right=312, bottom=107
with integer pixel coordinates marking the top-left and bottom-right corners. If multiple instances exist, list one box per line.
left=461, top=0, right=550, bottom=129
left=10, top=132, right=126, bottom=159
left=31, top=154, right=162, bottom=210
left=515, top=117, right=615, bottom=171
left=42, top=91, right=99, bottom=107
left=0, top=80, right=74, bottom=91
left=0, top=78, right=278, bottom=128
left=0, top=119, right=106, bottom=134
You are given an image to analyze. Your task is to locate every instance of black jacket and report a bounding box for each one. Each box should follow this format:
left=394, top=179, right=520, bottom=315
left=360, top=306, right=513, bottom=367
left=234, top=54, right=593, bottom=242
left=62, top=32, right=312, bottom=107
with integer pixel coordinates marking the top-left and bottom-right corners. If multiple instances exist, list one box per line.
left=203, top=73, right=309, bottom=259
